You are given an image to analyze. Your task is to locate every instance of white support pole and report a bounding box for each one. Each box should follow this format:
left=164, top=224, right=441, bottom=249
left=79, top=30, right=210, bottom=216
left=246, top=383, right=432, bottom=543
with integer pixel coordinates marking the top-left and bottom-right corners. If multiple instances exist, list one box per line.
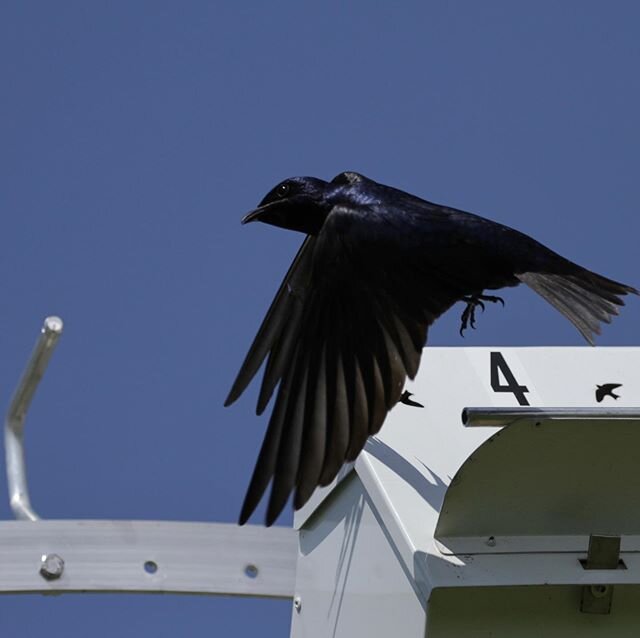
left=4, top=316, right=64, bottom=521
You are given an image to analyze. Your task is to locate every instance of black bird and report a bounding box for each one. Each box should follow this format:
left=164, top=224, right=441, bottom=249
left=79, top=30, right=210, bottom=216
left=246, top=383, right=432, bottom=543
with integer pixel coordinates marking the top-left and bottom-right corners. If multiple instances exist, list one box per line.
left=595, top=383, right=623, bottom=403
left=226, top=171, right=637, bottom=525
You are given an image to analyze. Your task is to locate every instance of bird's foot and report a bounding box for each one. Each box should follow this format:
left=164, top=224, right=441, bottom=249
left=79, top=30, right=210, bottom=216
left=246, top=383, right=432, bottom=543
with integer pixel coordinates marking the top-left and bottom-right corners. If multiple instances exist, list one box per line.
left=459, top=294, right=505, bottom=337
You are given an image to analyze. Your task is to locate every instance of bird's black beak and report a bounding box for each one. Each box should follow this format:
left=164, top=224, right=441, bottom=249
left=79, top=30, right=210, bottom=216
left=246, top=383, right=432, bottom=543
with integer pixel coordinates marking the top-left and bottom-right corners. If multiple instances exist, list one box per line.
left=240, top=191, right=328, bottom=235
left=241, top=200, right=287, bottom=227
left=241, top=207, right=265, bottom=225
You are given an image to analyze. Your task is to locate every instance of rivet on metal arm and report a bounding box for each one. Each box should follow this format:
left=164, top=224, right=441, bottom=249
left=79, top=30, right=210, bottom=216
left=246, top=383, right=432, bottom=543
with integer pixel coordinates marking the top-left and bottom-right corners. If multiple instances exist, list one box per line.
left=4, top=316, right=64, bottom=521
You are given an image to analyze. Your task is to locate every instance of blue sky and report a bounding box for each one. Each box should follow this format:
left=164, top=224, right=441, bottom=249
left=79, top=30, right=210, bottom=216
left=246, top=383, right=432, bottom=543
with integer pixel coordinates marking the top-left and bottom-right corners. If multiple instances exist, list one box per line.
left=1, top=2, right=638, bottom=636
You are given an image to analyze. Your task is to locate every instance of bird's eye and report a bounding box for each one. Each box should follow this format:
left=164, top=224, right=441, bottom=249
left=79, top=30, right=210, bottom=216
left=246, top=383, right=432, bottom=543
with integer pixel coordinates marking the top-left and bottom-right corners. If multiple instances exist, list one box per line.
left=276, top=182, right=290, bottom=198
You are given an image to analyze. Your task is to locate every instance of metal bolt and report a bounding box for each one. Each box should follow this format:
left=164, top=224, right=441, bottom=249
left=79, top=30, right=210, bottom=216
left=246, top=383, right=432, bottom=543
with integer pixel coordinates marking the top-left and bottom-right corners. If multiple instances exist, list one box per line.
left=40, top=553, right=65, bottom=580
left=590, top=584, right=609, bottom=599
left=294, top=596, right=302, bottom=613
left=486, top=536, right=496, bottom=547
left=244, top=564, right=259, bottom=579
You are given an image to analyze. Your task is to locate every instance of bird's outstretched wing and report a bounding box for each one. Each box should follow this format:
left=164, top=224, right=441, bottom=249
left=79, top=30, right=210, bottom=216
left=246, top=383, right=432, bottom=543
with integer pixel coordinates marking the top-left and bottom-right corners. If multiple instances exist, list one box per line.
left=227, top=205, right=461, bottom=525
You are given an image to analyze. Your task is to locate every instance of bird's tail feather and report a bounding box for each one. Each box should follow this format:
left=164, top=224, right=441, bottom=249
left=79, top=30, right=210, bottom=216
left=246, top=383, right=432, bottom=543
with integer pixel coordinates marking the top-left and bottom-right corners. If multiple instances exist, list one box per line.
left=517, top=269, right=638, bottom=345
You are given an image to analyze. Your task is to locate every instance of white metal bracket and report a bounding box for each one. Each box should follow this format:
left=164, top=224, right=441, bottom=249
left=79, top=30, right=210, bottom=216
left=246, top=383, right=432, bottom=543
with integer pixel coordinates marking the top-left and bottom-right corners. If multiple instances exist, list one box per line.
left=0, top=519, right=296, bottom=597
left=0, top=317, right=297, bottom=598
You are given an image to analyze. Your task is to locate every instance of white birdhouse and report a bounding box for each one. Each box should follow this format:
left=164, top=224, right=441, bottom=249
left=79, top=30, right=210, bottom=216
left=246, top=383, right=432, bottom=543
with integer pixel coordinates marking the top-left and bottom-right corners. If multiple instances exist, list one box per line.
left=290, top=347, right=640, bottom=638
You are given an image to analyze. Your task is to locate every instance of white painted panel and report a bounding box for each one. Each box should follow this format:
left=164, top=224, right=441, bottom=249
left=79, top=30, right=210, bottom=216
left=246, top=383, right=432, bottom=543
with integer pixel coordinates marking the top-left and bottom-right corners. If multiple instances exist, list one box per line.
left=291, top=475, right=426, bottom=638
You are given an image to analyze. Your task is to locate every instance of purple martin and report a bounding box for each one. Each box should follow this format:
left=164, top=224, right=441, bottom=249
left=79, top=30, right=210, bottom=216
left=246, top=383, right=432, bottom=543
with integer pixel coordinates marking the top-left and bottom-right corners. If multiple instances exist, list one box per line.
left=226, top=172, right=638, bottom=525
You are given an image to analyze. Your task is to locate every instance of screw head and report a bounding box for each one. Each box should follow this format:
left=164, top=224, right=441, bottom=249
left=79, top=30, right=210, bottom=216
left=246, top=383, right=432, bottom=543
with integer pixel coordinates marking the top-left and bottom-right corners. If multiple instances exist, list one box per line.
left=486, top=536, right=496, bottom=547
left=590, top=584, right=610, bottom=599
left=40, top=553, right=65, bottom=580
left=244, top=564, right=259, bottom=579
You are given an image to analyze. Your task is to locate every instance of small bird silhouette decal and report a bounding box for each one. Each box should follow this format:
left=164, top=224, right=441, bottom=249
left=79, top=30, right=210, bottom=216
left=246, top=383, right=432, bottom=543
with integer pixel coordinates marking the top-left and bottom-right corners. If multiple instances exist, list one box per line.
left=398, top=391, right=424, bottom=408
left=595, top=383, right=622, bottom=403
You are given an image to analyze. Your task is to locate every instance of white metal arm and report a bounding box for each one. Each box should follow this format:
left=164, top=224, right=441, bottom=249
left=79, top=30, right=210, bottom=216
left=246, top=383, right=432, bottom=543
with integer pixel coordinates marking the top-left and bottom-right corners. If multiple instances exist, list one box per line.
left=0, top=316, right=297, bottom=599
left=0, top=520, right=296, bottom=597
left=4, top=316, right=64, bottom=521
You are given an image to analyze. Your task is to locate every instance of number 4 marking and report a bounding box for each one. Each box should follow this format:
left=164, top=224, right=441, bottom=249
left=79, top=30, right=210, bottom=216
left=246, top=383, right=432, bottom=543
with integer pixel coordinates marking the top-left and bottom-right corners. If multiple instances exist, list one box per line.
left=490, top=352, right=530, bottom=406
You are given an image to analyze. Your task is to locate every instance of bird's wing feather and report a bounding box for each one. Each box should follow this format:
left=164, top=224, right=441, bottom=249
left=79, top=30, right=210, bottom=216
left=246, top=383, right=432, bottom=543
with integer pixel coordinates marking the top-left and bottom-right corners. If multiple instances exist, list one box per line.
left=236, top=205, right=464, bottom=525
left=224, top=236, right=316, bottom=408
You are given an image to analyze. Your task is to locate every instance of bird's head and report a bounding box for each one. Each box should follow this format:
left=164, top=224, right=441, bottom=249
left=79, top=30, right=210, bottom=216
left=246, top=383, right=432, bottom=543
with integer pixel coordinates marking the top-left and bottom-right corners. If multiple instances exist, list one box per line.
left=241, top=176, right=331, bottom=235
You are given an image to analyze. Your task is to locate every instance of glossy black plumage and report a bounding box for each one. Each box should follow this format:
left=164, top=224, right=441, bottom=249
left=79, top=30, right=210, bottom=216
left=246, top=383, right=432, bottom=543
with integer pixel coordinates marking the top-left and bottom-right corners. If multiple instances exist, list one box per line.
left=226, top=171, right=638, bottom=525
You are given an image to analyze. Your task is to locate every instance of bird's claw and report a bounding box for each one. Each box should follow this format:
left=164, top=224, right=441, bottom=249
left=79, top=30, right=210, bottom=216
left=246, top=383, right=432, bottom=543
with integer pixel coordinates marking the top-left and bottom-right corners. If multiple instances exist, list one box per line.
left=459, top=303, right=475, bottom=336
left=459, top=294, right=505, bottom=337
left=481, top=294, right=505, bottom=307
